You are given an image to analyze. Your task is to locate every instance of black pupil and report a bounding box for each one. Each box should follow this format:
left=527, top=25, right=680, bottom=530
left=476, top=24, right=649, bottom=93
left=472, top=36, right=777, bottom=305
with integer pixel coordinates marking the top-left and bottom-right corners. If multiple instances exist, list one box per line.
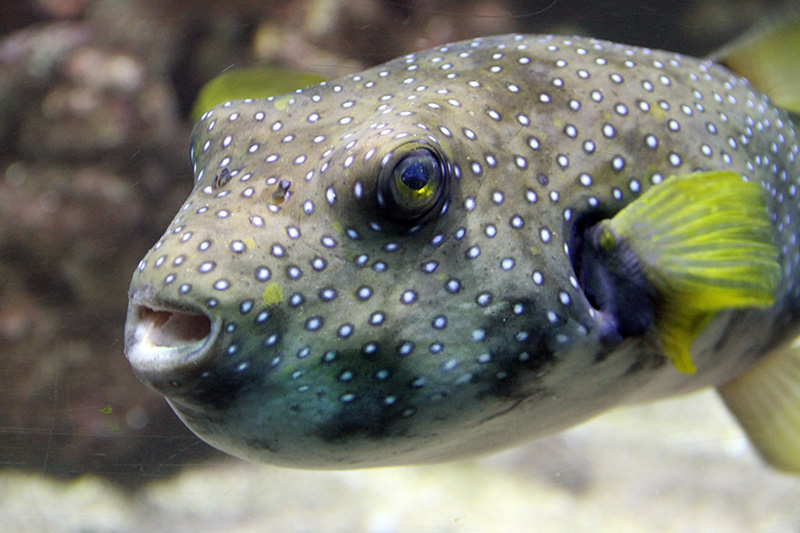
left=399, top=157, right=432, bottom=191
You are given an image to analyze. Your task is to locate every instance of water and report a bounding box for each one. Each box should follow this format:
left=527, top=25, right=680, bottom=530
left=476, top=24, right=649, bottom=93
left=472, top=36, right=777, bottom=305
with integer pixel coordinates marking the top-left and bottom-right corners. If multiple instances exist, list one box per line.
left=1, top=0, right=798, bottom=531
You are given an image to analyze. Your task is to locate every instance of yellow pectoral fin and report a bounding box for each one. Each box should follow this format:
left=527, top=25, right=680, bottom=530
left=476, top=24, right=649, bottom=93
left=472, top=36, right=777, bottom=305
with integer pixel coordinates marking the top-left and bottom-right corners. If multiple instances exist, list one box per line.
left=718, top=338, right=800, bottom=474
left=657, top=308, right=716, bottom=374
left=604, top=171, right=780, bottom=373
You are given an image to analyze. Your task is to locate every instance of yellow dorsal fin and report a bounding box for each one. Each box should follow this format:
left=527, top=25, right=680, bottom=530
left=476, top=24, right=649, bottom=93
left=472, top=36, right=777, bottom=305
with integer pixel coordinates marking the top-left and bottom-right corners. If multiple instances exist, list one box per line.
left=719, top=337, right=800, bottom=474
left=191, top=67, right=326, bottom=121
left=600, top=171, right=780, bottom=373
left=714, top=6, right=800, bottom=114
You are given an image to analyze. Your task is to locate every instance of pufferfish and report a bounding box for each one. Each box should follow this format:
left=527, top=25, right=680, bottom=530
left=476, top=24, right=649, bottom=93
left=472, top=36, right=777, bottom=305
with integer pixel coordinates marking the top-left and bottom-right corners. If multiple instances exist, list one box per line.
left=124, top=23, right=800, bottom=472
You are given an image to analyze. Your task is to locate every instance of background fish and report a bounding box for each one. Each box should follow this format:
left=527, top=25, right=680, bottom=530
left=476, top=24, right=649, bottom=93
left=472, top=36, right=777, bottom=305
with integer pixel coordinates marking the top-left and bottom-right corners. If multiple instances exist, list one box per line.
left=125, top=30, right=800, bottom=471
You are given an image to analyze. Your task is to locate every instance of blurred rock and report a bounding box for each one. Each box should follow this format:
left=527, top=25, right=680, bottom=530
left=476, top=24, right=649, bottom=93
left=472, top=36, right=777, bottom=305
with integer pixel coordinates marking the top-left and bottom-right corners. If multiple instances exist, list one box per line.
left=34, top=0, right=89, bottom=20
left=0, top=9, right=210, bottom=485
left=0, top=23, right=90, bottom=152
left=18, top=48, right=178, bottom=158
left=0, top=159, right=209, bottom=482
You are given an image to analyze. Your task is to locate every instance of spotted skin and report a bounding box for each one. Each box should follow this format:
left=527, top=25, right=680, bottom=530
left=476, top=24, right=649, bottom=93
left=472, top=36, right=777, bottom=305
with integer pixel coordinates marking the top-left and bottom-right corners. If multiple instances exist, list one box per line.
left=125, top=34, right=800, bottom=468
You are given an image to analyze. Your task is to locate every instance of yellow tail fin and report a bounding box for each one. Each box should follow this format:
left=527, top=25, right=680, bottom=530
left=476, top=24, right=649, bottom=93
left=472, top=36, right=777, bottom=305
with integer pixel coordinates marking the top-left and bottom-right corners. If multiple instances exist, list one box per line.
left=719, top=337, right=800, bottom=474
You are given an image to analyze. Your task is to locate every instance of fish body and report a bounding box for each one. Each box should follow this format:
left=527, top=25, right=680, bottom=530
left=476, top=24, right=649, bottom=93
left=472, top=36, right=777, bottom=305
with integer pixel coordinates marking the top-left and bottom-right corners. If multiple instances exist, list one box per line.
left=125, top=34, right=800, bottom=469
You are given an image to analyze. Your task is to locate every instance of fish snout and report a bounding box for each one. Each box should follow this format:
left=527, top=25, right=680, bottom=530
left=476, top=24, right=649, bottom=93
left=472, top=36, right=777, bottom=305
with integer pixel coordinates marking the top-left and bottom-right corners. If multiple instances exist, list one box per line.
left=124, top=288, right=223, bottom=395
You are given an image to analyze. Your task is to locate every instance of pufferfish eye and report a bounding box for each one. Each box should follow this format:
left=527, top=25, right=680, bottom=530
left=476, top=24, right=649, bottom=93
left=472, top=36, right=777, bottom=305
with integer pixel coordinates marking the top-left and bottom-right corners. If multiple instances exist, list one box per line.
left=377, top=145, right=450, bottom=226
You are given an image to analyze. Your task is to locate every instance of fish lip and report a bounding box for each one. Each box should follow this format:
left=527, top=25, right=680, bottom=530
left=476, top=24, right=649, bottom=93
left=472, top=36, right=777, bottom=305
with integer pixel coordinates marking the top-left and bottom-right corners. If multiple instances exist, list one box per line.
left=124, top=287, right=222, bottom=393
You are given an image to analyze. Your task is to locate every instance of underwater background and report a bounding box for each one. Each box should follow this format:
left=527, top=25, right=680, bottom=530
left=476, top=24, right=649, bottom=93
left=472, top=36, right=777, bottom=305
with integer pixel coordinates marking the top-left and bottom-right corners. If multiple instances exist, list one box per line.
left=0, top=0, right=799, bottom=530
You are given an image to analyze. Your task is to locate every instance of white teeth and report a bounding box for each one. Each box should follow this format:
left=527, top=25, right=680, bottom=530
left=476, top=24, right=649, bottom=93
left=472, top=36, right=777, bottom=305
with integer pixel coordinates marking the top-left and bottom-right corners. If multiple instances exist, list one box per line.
left=124, top=302, right=220, bottom=390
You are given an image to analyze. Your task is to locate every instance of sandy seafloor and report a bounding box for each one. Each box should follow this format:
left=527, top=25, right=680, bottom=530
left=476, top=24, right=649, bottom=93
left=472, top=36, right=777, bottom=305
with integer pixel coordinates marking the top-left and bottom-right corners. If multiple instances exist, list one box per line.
left=3, top=390, right=799, bottom=533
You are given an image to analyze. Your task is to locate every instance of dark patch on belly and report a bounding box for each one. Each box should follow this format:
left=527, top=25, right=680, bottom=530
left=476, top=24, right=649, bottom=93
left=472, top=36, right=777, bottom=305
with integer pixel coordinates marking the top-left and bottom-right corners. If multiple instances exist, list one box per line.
left=592, top=344, right=615, bottom=364
left=621, top=343, right=667, bottom=377
left=475, top=341, right=556, bottom=401
left=244, top=437, right=279, bottom=454
left=181, top=364, right=266, bottom=411
left=314, top=392, right=408, bottom=444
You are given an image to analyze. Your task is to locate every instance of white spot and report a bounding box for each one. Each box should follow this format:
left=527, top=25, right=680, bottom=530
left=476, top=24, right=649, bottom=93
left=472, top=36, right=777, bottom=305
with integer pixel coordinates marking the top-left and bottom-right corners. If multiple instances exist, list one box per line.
left=401, top=290, right=418, bottom=304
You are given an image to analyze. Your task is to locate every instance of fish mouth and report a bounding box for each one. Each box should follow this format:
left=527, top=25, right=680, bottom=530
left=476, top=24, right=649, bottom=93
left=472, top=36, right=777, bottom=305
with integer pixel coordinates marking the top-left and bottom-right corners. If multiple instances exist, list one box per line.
left=124, top=289, right=222, bottom=394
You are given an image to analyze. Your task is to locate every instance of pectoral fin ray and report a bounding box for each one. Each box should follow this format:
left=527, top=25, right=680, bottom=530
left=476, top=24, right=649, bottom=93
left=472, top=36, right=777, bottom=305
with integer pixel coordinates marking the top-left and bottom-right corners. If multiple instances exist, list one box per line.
left=592, top=171, right=780, bottom=373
